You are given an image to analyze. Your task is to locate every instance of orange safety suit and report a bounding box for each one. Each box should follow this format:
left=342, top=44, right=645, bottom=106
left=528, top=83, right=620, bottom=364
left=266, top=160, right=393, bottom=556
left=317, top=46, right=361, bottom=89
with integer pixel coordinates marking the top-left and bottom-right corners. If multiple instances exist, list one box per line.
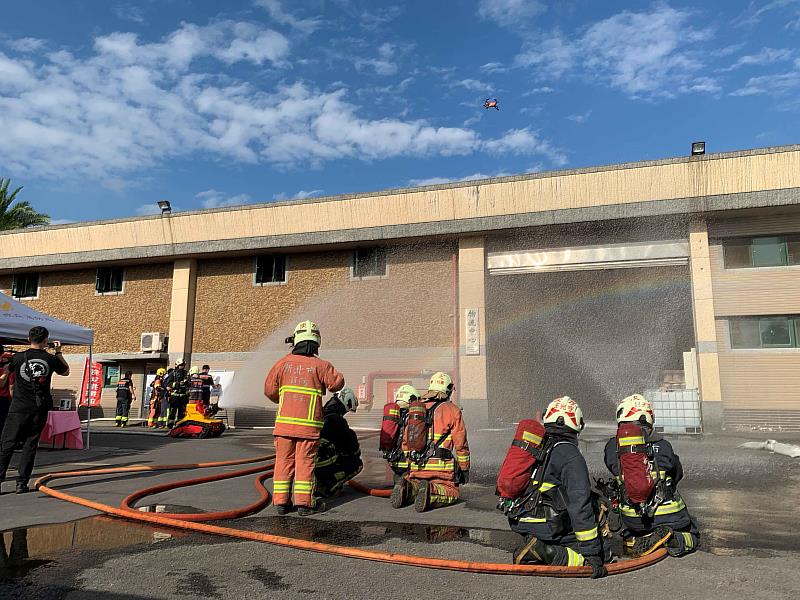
left=264, top=353, right=344, bottom=507
left=404, top=399, right=470, bottom=508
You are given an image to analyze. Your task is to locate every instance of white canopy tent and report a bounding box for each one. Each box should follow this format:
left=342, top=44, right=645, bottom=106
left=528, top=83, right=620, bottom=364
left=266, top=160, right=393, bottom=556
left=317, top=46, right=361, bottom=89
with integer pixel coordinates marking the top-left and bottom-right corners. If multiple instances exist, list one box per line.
left=0, top=292, right=94, bottom=345
left=1, top=291, right=95, bottom=447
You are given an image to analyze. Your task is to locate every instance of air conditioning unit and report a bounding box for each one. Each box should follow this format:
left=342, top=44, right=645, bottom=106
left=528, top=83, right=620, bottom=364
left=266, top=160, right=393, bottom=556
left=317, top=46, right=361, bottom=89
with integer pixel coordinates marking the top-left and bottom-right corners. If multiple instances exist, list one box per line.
left=140, top=332, right=166, bottom=353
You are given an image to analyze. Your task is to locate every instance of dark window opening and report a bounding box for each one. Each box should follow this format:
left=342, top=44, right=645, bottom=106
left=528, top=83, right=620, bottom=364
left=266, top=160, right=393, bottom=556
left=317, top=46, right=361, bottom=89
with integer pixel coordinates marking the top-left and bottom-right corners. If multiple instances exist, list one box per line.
left=256, top=255, right=287, bottom=284
left=729, top=316, right=799, bottom=349
left=723, top=235, right=800, bottom=269
left=11, top=273, right=40, bottom=299
left=96, top=267, right=124, bottom=294
left=353, top=247, right=387, bottom=278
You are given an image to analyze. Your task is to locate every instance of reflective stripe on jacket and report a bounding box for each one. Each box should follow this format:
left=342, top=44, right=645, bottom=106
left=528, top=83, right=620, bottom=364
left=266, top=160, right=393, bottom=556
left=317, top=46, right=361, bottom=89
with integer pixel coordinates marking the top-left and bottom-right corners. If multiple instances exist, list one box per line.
left=264, top=353, right=345, bottom=439
left=404, top=400, right=470, bottom=482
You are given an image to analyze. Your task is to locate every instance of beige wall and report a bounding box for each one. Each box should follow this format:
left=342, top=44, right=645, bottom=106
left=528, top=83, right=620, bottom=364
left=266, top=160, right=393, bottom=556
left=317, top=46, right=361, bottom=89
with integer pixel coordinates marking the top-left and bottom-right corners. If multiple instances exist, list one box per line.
left=192, top=243, right=456, bottom=353
left=0, top=264, right=172, bottom=353
left=709, top=215, right=800, bottom=420
left=4, top=148, right=800, bottom=262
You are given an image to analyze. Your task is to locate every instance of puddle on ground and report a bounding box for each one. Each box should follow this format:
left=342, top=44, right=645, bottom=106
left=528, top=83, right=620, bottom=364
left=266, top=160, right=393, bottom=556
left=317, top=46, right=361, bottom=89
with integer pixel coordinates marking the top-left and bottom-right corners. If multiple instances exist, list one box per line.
left=0, top=515, right=181, bottom=581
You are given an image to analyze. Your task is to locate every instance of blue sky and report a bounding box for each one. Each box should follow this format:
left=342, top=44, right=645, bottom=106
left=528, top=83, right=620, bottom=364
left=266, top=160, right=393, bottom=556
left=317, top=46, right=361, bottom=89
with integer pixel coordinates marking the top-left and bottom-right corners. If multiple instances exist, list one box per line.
left=1, top=0, right=799, bottom=223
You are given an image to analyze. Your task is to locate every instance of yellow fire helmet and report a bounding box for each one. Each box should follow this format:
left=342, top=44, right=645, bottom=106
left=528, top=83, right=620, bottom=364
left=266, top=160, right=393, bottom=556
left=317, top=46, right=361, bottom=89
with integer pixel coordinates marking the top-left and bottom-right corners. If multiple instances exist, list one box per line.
left=543, top=396, right=585, bottom=432
left=394, top=384, right=420, bottom=409
left=189, top=366, right=201, bottom=376
left=428, top=371, right=453, bottom=394
left=293, top=320, right=321, bottom=345
left=156, top=368, right=167, bottom=377
left=616, top=394, right=654, bottom=427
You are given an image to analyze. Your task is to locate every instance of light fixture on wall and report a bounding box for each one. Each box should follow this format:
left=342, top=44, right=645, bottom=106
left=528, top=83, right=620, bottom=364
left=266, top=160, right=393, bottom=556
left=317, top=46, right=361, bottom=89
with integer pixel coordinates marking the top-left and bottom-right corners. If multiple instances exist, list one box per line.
left=691, top=141, right=706, bottom=156
left=157, top=200, right=172, bottom=215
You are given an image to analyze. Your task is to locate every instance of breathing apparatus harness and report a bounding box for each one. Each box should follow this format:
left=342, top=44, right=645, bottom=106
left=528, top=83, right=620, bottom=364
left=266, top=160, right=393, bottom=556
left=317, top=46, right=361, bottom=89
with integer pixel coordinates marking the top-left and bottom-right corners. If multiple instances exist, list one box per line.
left=408, top=399, right=452, bottom=466
left=499, top=437, right=564, bottom=520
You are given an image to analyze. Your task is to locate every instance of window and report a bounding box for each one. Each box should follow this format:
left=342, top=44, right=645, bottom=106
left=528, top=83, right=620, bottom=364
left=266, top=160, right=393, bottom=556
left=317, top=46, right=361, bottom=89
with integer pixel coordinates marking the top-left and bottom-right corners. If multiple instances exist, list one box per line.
left=103, top=364, right=120, bottom=387
left=255, top=255, right=287, bottom=284
left=723, top=235, right=800, bottom=269
left=729, top=316, right=799, bottom=349
left=353, top=247, right=387, bottom=278
left=96, top=267, right=124, bottom=294
left=11, top=273, right=40, bottom=299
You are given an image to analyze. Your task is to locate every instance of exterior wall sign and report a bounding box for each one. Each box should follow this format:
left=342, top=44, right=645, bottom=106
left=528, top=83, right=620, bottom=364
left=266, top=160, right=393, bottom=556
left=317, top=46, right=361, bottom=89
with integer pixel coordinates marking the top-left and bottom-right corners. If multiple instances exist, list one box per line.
left=465, top=308, right=480, bottom=356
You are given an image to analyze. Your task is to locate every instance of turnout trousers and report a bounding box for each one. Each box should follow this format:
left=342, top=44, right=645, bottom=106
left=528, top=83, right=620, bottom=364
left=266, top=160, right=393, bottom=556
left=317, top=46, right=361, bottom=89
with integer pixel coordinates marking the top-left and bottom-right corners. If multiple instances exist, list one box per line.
left=115, top=397, right=131, bottom=425
left=0, top=408, right=49, bottom=485
left=273, top=436, right=320, bottom=508
left=407, top=476, right=460, bottom=508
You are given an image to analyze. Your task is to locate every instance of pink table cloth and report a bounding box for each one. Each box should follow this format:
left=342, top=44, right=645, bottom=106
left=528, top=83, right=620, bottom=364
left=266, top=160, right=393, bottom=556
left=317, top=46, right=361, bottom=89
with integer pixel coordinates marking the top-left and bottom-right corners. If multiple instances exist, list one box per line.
left=39, top=411, right=84, bottom=450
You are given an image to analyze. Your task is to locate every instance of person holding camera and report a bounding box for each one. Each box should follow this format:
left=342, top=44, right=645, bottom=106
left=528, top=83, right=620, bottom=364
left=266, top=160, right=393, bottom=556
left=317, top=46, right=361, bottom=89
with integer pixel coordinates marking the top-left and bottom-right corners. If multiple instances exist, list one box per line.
left=0, top=326, right=70, bottom=494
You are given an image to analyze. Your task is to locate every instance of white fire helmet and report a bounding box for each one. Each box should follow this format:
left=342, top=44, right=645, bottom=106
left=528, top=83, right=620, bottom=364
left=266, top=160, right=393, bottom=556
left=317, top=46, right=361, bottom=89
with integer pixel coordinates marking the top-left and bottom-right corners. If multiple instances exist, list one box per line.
left=615, top=394, right=654, bottom=427
left=542, top=396, right=585, bottom=432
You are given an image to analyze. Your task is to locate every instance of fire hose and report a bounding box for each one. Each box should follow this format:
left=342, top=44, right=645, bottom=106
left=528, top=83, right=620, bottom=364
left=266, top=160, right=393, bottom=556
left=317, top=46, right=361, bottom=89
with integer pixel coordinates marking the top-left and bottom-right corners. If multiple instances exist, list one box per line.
left=34, top=452, right=666, bottom=577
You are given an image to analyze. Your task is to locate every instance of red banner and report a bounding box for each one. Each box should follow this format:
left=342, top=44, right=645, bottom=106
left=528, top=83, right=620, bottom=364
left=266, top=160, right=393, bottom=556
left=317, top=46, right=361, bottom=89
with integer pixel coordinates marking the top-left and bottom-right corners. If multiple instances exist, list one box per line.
left=79, top=357, right=103, bottom=407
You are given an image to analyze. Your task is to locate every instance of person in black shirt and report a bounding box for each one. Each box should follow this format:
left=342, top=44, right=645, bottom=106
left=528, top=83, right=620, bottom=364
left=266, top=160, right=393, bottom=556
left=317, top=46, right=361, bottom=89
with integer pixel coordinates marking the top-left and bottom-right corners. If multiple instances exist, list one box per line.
left=0, top=326, right=69, bottom=494
left=199, top=365, right=219, bottom=409
left=114, top=371, right=136, bottom=427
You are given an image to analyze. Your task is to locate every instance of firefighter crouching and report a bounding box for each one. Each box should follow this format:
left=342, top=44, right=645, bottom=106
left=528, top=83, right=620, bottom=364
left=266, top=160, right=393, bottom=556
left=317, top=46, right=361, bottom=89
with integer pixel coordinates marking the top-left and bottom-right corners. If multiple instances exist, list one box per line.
left=147, top=368, right=166, bottom=428
left=164, top=360, right=190, bottom=428
left=391, top=372, right=470, bottom=513
left=507, top=397, right=608, bottom=578
left=602, top=394, right=700, bottom=558
left=264, top=320, right=345, bottom=516
left=380, top=384, right=417, bottom=483
left=314, top=388, right=363, bottom=499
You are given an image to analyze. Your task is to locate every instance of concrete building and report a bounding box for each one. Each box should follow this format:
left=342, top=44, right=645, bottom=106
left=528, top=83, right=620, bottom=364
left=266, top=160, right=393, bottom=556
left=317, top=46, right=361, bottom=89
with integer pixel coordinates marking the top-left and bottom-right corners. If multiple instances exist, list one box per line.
left=3, top=144, right=800, bottom=431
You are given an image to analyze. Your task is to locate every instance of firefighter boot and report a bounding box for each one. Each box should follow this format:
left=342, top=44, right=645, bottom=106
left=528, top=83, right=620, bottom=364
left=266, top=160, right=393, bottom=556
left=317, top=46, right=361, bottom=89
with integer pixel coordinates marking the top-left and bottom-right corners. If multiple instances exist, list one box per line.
left=414, top=480, right=431, bottom=513
left=390, top=478, right=409, bottom=509
left=513, top=536, right=562, bottom=565
left=297, top=500, right=327, bottom=517
left=629, top=526, right=673, bottom=557
left=275, top=503, right=294, bottom=516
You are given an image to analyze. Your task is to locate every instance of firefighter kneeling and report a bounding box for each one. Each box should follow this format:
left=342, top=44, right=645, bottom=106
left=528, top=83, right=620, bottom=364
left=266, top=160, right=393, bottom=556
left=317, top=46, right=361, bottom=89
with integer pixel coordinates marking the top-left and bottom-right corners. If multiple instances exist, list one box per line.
left=601, top=394, right=700, bottom=558
left=313, top=388, right=363, bottom=499
left=379, top=384, right=418, bottom=483
left=391, top=372, right=470, bottom=513
left=498, top=397, right=608, bottom=578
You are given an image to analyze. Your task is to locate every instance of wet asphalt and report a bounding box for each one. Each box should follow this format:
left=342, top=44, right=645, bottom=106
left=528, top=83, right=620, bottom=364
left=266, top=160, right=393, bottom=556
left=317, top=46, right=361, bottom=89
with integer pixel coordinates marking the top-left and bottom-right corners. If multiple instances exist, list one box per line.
left=0, top=427, right=798, bottom=599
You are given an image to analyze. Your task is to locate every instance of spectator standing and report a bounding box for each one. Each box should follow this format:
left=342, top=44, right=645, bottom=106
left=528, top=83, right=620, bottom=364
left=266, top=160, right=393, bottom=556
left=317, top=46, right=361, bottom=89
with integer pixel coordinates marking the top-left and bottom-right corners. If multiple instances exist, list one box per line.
left=0, top=327, right=69, bottom=494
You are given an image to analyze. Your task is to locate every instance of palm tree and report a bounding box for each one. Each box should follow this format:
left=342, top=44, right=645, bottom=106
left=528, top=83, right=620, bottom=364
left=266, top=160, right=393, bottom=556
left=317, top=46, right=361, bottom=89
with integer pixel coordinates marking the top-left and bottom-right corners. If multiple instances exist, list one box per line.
left=0, top=178, right=50, bottom=230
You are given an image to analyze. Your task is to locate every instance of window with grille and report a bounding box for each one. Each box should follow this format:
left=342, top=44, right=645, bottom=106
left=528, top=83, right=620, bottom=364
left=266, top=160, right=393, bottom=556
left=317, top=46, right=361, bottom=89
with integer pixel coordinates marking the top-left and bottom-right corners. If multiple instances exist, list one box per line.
left=96, top=267, right=124, bottom=294
left=255, top=255, right=287, bottom=284
left=353, top=247, right=387, bottom=278
left=11, top=273, right=40, bottom=299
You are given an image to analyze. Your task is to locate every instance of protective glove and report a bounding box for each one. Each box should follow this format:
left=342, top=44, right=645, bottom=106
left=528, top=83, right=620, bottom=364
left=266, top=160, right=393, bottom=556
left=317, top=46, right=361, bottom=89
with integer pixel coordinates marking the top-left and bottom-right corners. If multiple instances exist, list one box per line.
left=459, top=470, right=470, bottom=485
left=585, top=555, right=607, bottom=579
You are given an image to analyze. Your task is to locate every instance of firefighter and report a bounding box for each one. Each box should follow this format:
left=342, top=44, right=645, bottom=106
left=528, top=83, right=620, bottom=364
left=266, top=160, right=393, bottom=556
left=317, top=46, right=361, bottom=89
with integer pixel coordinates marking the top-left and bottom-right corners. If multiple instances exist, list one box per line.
left=114, top=371, right=136, bottom=427
left=391, top=372, right=470, bottom=513
left=164, top=360, right=190, bottom=428
left=264, top=320, right=345, bottom=516
left=510, top=397, right=608, bottom=579
left=604, top=394, right=700, bottom=558
left=158, top=367, right=174, bottom=427
left=314, top=388, right=363, bottom=498
left=386, top=384, right=416, bottom=482
left=187, top=366, right=203, bottom=407
left=199, top=365, right=220, bottom=414
left=147, top=368, right=166, bottom=428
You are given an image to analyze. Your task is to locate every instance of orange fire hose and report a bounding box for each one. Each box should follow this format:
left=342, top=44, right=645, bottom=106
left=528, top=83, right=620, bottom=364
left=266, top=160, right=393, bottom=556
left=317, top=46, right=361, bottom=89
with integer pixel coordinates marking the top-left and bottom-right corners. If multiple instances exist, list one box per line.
left=34, top=454, right=667, bottom=577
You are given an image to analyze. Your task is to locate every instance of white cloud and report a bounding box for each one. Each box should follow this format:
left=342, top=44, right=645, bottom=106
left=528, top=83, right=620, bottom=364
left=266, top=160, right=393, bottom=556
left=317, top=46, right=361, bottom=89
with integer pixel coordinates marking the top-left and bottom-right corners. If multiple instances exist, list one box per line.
left=515, top=5, right=718, bottom=98
left=196, top=189, right=253, bottom=209
left=731, top=71, right=800, bottom=96
left=355, top=43, right=399, bottom=76
left=480, top=62, right=506, bottom=73
left=113, top=3, right=145, bottom=24
left=408, top=171, right=512, bottom=187
left=477, top=0, right=547, bottom=27
left=255, top=0, right=321, bottom=34
left=522, top=87, right=555, bottom=95
left=273, top=189, right=325, bottom=200
left=8, top=37, right=46, bottom=53
left=359, top=7, right=403, bottom=31
left=567, top=110, right=592, bottom=124
left=722, top=47, right=793, bottom=71
left=136, top=203, right=163, bottom=216
left=734, top=0, right=800, bottom=27
left=0, top=22, right=565, bottom=182
left=455, top=78, right=492, bottom=92
left=49, top=218, right=76, bottom=225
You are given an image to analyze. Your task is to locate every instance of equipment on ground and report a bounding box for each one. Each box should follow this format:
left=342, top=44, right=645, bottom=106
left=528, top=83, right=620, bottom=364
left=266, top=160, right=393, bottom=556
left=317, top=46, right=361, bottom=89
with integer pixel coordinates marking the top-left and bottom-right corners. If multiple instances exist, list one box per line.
left=169, top=400, right=225, bottom=439
left=542, top=396, right=584, bottom=432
